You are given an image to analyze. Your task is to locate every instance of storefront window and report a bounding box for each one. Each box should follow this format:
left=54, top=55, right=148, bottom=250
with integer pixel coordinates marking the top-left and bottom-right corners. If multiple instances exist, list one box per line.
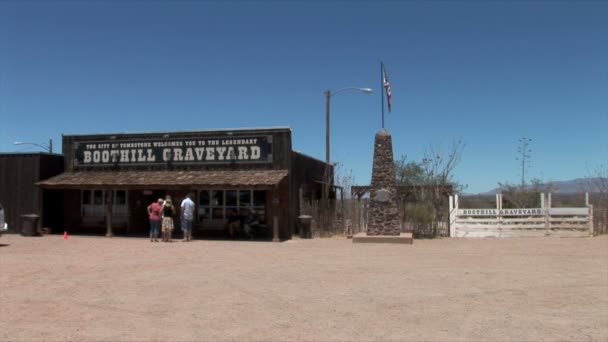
left=226, top=191, right=237, bottom=206
left=198, top=207, right=209, bottom=220
left=93, top=190, right=104, bottom=205
left=115, top=190, right=126, bottom=205
left=212, top=207, right=224, bottom=219
left=197, top=189, right=266, bottom=222
left=253, top=191, right=266, bottom=207
left=199, top=190, right=226, bottom=220
left=253, top=191, right=266, bottom=224
left=82, top=190, right=92, bottom=205
left=199, top=191, right=210, bottom=206
left=198, top=191, right=210, bottom=219
left=211, top=191, right=224, bottom=206
left=82, top=189, right=127, bottom=218
left=239, top=190, right=251, bottom=208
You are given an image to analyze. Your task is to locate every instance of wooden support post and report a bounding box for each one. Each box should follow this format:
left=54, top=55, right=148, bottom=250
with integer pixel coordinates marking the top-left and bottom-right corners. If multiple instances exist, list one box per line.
left=499, top=193, right=503, bottom=210
left=544, top=193, right=551, bottom=236
left=38, top=188, right=44, bottom=235
left=105, top=190, right=113, bottom=238
left=587, top=193, right=594, bottom=236
left=450, top=195, right=459, bottom=237
left=540, top=192, right=545, bottom=210
left=271, top=187, right=280, bottom=242
left=340, top=188, right=346, bottom=234
left=299, top=187, right=304, bottom=214
left=272, top=215, right=279, bottom=242
left=448, top=195, right=453, bottom=212
left=448, top=196, right=454, bottom=237
left=354, top=197, right=360, bottom=233
left=298, top=187, right=304, bottom=236
left=588, top=204, right=594, bottom=237
left=497, top=193, right=502, bottom=236
left=456, top=194, right=460, bottom=237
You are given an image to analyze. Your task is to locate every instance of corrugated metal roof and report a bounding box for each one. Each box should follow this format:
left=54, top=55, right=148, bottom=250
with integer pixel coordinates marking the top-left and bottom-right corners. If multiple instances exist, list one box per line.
left=38, top=170, right=288, bottom=189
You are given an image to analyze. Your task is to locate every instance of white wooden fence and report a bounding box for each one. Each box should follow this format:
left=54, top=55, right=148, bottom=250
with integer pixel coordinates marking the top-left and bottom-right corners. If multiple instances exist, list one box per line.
left=449, top=193, right=594, bottom=238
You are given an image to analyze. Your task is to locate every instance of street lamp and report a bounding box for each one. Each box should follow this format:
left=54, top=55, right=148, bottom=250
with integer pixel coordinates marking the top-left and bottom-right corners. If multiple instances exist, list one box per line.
left=14, top=139, right=53, bottom=153
left=324, top=87, right=373, bottom=200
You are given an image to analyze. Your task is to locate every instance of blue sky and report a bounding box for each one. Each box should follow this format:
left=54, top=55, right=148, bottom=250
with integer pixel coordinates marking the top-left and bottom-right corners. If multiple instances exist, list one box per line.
left=1, top=1, right=606, bottom=193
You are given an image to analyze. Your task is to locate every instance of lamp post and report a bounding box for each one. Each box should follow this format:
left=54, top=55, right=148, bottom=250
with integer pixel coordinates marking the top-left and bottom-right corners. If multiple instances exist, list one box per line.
left=14, top=139, right=53, bottom=153
left=324, top=87, right=373, bottom=200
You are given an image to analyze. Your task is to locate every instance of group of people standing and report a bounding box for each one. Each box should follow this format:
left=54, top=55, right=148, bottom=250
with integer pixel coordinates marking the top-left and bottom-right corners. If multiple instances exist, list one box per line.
left=147, top=193, right=194, bottom=242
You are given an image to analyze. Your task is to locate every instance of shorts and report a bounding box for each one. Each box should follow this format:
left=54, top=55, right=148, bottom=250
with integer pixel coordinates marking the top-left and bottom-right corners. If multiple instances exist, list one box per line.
left=181, top=218, right=193, bottom=232
left=162, top=217, right=174, bottom=232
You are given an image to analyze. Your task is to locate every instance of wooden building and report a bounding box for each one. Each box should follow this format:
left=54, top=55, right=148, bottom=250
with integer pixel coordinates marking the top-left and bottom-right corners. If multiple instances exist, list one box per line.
left=38, top=127, right=328, bottom=240
left=0, top=153, right=64, bottom=233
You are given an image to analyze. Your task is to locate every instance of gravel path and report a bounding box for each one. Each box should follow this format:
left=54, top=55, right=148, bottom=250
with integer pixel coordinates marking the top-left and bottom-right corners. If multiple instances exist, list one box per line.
left=1, top=234, right=607, bottom=341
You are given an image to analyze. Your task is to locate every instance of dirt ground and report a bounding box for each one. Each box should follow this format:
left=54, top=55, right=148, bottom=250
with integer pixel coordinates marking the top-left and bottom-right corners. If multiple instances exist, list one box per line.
left=0, top=234, right=607, bottom=342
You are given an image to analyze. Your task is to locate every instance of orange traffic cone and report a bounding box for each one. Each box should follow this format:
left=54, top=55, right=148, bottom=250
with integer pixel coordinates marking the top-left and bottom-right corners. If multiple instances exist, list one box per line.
left=63, top=231, right=68, bottom=240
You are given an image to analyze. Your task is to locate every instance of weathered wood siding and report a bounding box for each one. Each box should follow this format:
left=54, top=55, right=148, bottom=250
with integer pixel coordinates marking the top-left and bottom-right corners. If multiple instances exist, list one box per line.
left=290, top=151, right=328, bottom=235
left=63, top=190, right=81, bottom=233
left=0, top=153, right=64, bottom=233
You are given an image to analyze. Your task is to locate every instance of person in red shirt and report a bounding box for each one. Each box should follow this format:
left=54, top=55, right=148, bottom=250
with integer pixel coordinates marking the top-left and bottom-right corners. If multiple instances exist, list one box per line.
left=147, top=198, right=163, bottom=242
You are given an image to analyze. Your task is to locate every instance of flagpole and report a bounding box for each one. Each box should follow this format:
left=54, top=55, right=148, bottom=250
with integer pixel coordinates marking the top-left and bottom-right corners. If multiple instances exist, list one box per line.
left=381, top=62, right=385, bottom=129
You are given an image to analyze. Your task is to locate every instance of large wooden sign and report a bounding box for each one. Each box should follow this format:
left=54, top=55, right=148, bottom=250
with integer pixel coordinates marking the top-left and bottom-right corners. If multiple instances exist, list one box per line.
left=74, top=135, right=273, bottom=167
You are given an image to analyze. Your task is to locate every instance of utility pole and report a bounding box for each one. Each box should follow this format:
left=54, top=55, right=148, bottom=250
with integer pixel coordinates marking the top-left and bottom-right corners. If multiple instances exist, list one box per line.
left=324, top=90, right=331, bottom=202
left=516, top=137, right=532, bottom=190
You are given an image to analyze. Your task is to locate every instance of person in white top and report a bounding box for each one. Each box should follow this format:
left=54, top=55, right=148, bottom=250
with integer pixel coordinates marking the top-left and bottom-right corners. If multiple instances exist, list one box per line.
left=180, top=193, right=195, bottom=242
left=0, top=203, right=6, bottom=235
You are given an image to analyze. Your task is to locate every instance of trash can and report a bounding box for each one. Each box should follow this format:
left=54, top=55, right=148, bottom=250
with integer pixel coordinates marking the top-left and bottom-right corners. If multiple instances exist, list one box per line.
left=298, top=215, right=312, bottom=239
left=20, top=214, right=40, bottom=236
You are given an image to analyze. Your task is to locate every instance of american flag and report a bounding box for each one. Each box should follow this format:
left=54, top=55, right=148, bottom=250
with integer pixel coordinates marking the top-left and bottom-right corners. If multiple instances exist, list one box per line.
left=383, top=67, right=392, bottom=112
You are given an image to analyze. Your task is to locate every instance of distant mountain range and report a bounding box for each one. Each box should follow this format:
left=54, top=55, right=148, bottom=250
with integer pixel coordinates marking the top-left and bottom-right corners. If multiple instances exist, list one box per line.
left=476, top=177, right=607, bottom=195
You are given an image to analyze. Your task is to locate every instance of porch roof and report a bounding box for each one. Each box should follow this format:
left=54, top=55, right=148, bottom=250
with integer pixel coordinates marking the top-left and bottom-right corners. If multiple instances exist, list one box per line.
left=37, top=170, right=288, bottom=189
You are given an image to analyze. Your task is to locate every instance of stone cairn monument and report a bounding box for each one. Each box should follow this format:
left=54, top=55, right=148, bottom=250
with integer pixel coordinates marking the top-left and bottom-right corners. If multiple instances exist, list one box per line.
left=353, top=128, right=412, bottom=243
left=367, top=128, right=400, bottom=235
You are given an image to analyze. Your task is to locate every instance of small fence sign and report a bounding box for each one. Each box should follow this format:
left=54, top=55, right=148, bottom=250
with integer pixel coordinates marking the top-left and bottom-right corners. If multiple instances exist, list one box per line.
left=449, top=193, right=593, bottom=238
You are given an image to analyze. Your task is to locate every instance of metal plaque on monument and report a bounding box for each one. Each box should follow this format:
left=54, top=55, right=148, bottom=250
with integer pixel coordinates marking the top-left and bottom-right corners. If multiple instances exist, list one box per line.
left=353, top=128, right=413, bottom=244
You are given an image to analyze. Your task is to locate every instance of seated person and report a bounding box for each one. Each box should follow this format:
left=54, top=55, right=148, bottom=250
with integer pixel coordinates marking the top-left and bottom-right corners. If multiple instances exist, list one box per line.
left=226, top=210, right=242, bottom=238
left=242, top=209, right=260, bottom=238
